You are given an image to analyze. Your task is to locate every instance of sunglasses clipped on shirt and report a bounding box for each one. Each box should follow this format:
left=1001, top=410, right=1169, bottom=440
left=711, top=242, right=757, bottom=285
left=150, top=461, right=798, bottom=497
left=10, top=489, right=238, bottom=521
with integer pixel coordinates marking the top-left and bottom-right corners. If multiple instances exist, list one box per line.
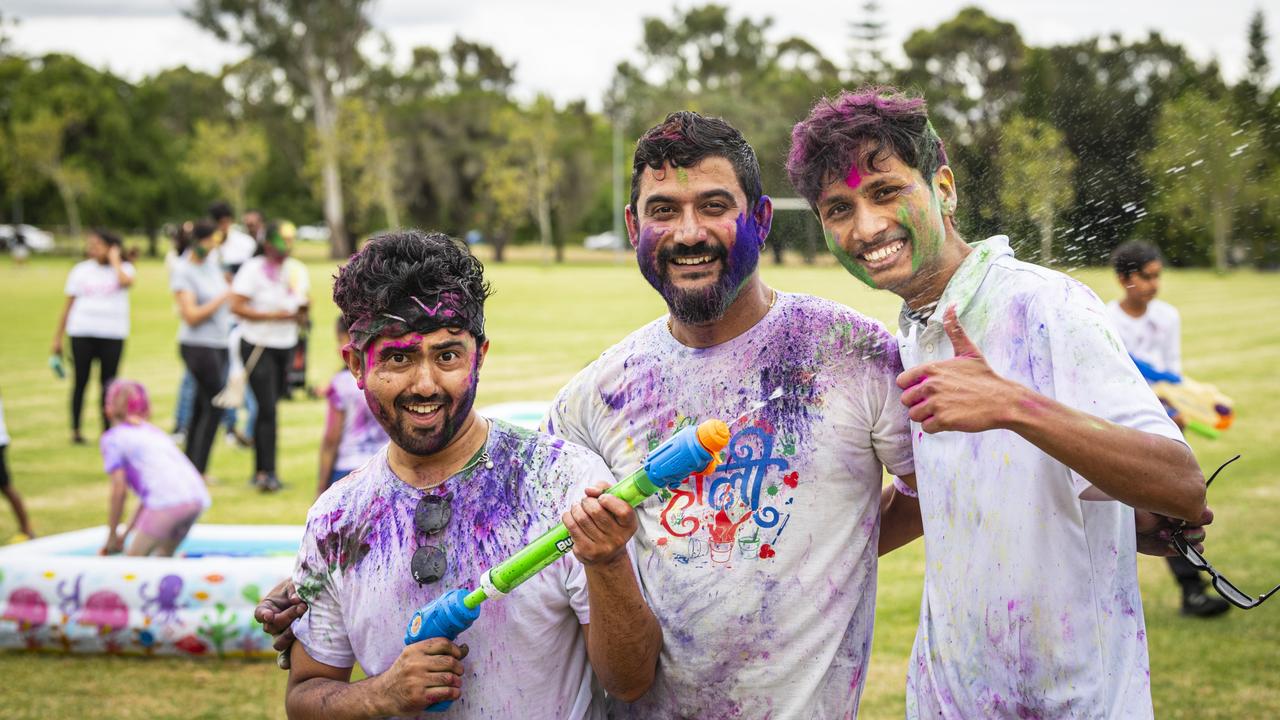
left=410, top=492, right=453, bottom=585
left=1171, top=455, right=1279, bottom=610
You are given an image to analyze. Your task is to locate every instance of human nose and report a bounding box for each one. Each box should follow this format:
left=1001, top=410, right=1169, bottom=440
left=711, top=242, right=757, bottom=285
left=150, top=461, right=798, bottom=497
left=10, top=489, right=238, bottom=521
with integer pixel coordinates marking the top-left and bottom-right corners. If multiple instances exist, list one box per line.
left=847, top=203, right=890, bottom=248
left=407, top=361, right=444, bottom=398
left=672, top=208, right=708, bottom=245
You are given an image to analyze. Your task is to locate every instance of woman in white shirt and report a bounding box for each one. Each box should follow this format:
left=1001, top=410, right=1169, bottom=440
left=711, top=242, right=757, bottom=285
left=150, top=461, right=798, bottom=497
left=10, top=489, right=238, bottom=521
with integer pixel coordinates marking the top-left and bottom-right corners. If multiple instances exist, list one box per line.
left=230, top=222, right=309, bottom=492
left=51, top=229, right=135, bottom=444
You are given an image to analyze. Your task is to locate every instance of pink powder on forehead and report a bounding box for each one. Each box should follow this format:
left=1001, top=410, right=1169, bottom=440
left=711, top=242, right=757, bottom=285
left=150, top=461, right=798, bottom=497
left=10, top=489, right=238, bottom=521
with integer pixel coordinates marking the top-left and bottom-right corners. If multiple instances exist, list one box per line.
left=845, top=163, right=863, bottom=189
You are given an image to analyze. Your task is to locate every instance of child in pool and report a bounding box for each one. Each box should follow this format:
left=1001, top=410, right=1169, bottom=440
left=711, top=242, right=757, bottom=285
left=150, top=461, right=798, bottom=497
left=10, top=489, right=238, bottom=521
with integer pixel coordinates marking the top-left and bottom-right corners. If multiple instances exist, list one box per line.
left=99, top=379, right=211, bottom=556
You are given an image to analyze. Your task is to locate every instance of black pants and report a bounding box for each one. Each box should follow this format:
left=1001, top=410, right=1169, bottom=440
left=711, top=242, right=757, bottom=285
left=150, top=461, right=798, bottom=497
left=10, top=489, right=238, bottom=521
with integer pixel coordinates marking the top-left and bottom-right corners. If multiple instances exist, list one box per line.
left=241, top=340, right=291, bottom=474
left=70, top=336, right=124, bottom=434
left=180, top=344, right=228, bottom=474
left=1168, top=555, right=1206, bottom=590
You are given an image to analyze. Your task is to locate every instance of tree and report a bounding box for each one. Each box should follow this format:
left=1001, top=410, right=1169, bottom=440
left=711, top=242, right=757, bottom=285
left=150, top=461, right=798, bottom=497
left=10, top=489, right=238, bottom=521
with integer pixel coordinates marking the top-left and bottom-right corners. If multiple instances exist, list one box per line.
left=3, top=108, right=92, bottom=238
left=188, top=0, right=374, bottom=257
left=848, top=1, right=889, bottom=84
left=1143, top=90, right=1262, bottom=271
left=185, top=119, right=268, bottom=216
left=480, top=96, right=564, bottom=262
left=996, top=115, right=1077, bottom=264
left=306, top=97, right=400, bottom=234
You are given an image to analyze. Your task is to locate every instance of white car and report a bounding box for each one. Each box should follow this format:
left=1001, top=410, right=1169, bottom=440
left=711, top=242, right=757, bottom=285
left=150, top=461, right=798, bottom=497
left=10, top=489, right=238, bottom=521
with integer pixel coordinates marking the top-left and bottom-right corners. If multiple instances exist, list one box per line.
left=295, top=224, right=331, bottom=243
left=583, top=231, right=625, bottom=251
left=0, top=224, right=55, bottom=252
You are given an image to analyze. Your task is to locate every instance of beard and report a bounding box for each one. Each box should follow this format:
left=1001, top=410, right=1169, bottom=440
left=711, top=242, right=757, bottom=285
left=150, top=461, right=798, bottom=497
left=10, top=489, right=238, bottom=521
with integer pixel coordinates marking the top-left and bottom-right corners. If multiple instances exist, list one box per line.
left=640, top=237, right=761, bottom=325
left=372, top=380, right=479, bottom=457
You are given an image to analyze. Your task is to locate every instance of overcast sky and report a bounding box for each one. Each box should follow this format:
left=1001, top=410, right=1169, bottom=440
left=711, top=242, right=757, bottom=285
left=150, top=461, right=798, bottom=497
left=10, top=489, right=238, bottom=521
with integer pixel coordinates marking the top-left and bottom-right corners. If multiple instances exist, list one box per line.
left=5, top=1, right=1276, bottom=109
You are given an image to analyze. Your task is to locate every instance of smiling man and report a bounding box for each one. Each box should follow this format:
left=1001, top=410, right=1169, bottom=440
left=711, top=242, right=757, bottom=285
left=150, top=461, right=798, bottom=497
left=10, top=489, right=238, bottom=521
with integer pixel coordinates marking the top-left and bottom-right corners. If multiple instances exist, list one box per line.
left=788, top=87, right=1210, bottom=718
left=283, top=230, right=660, bottom=719
left=546, top=111, right=922, bottom=718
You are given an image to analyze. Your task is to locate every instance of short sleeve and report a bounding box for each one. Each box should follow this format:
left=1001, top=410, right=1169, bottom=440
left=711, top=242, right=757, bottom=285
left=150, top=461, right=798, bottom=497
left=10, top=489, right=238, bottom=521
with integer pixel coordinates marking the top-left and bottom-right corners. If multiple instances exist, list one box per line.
left=231, top=262, right=256, bottom=297
left=1031, top=280, right=1185, bottom=497
left=64, top=265, right=82, bottom=296
left=121, top=262, right=136, bottom=281
left=291, top=513, right=356, bottom=668
left=544, top=366, right=604, bottom=456
left=169, top=264, right=193, bottom=295
left=870, top=339, right=915, bottom=479
left=100, top=432, right=126, bottom=474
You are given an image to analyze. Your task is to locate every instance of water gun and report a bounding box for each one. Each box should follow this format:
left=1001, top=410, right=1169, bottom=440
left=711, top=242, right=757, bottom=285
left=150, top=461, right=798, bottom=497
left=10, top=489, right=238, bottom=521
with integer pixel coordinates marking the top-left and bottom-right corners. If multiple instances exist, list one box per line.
left=49, top=354, right=65, bottom=380
left=1130, top=355, right=1234, bottom=439
left=403, top=418, right=730, bottom=712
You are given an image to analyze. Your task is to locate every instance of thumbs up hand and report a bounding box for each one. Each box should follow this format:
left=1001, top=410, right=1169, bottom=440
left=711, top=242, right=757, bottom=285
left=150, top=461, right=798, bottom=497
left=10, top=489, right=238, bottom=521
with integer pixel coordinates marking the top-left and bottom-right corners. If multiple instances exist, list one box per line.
left=896, top=305, right=1024, bottom=434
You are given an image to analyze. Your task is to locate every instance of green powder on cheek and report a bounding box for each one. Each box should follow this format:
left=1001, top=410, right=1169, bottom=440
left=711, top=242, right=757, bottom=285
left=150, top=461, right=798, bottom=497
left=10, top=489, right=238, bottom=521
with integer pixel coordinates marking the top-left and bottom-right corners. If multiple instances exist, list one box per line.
left=904, top=194, right=945, bottom=273
left=825, top=228, right=877, bottom=289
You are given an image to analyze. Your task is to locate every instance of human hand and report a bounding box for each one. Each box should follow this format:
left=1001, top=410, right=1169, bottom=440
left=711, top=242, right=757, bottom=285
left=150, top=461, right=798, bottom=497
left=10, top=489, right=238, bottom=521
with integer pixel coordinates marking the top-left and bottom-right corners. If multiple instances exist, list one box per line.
left=254, top=578, right=308, bottom=656
left=107, top=244, right=122, bottom=265
left=100, top=533, right=124, bottom=555
left=372, top=638, right=469, bottom=715
left=1135, top=506, right=1212, bottom=557
left=563, top=482, right=638, bottom=566
left=51, top=338, right=63, bottom=356
left=897, top=305, right=1021, bottom=434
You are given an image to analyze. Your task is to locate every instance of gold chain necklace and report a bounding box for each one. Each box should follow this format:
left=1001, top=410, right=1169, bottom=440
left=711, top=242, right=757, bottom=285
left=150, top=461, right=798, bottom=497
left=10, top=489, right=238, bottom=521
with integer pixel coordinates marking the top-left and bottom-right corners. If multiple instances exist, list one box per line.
left=668, top=288, right=777, bottom=336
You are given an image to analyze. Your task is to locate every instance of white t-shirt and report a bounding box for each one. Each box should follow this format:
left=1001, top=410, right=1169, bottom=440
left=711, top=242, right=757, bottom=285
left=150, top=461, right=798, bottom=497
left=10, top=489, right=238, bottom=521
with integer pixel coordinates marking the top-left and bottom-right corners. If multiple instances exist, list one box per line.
left=219, top=228, right=258, bottom=267
left=231, top=256, right=309, bottom=349
left=897, top=237, right=1184, bottom=719
left=0, top=399, right=9, bottom=447
left=547, top=293, right=914, bottom=720
left=64, top=259, right=135, bottom=339
left=291, top=421, right=610, bottom=720
left=1106, top=299, right=1182, bottom=375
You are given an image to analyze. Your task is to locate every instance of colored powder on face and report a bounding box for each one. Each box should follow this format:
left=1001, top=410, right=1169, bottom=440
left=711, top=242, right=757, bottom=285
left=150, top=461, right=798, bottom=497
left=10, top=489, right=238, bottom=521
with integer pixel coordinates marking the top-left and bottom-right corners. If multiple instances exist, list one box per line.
left=903, top=188, right=946, bottom=274
left=845, top=163, right=863, bottom=189
left=824, top=228, right=877, bottom=289
left=676, top=167, right=689, bottom=185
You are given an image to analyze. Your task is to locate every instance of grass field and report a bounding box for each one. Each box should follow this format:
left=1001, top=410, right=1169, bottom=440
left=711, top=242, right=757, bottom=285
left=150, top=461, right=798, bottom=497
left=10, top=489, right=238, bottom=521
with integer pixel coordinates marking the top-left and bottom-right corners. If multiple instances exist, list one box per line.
left=1, top=247, right=1277, bottom=718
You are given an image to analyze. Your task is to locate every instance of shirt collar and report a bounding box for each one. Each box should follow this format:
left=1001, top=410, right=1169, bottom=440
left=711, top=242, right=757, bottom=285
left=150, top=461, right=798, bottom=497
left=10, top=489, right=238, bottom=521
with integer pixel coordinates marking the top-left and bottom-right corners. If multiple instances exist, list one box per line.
left=898, top=235, right=1013, bottom=332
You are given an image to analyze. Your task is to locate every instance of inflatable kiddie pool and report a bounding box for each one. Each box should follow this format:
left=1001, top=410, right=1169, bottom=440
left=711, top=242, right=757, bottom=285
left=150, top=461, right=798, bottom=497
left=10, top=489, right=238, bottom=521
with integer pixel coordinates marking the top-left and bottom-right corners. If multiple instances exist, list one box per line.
left=0, top=524, right=298, bottom=658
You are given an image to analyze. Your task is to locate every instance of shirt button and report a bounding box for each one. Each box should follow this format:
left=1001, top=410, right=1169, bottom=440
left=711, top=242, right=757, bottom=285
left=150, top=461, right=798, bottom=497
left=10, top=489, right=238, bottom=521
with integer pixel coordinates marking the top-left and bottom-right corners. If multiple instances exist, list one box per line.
left=925, top=343, right=936, bottom=354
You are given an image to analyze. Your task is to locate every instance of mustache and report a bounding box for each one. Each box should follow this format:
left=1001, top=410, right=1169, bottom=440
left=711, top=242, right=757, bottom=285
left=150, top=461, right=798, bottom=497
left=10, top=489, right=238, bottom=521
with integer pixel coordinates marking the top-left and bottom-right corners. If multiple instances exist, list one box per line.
left=657, top=240, right=728, bottom=264
left=395, top=393, right=450, bottom=410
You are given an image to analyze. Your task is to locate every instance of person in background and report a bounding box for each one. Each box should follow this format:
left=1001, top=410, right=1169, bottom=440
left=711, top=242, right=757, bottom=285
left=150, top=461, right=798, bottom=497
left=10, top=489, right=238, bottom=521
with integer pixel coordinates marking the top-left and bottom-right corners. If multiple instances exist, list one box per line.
left=231, top=222, right=310, bottom=492
left=51, top=229, right=135, bottom=444
left=166, top=221, right=197, bottom=444
left=316, top=316, right=388, bottom=498
left=0, top=387, right=35, bottom=542
left=172, top=220, right=234, bottom=480
left=1108, top=239, right=1230, bottom=618
left=99, top=379, right=211, bottom=557
left=244, top=209, right=267, bottom=247
left=211, top=201, right=258, bottom=276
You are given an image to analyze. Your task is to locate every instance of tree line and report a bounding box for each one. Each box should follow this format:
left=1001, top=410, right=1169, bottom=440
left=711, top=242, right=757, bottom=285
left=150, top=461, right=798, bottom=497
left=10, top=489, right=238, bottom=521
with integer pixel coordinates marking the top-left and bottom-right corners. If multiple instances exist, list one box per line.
left=0, top=3, right=1275, bottom=269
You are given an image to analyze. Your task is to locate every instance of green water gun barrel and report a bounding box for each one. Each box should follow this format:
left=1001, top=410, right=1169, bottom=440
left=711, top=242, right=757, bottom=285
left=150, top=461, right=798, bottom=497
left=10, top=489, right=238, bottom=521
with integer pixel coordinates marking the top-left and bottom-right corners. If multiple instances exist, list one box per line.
left=462, top=418, right=729, bottom=609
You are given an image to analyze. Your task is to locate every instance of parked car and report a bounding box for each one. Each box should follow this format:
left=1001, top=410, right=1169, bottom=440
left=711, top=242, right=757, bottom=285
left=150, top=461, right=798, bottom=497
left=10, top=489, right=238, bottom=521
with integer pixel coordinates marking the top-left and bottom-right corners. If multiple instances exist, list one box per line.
left=583, top=231, right=626, bottom=251
left=295, top=224, right=331, bottom=243
left=0, top=224, right=55, bottom=252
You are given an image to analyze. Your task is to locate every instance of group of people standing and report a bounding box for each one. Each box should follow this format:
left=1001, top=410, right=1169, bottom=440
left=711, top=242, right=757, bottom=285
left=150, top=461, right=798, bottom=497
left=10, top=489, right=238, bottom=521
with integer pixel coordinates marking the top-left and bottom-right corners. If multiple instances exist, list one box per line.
left=250, top=85, right=1236, bottom=720
left=37, top=202, right=311, bottom=555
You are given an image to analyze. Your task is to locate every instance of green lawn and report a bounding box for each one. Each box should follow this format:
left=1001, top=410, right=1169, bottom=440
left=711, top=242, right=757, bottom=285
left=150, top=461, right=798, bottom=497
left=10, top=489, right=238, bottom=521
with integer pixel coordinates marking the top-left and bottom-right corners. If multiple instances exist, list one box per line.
left=1, top=249, right=1277, bottom=718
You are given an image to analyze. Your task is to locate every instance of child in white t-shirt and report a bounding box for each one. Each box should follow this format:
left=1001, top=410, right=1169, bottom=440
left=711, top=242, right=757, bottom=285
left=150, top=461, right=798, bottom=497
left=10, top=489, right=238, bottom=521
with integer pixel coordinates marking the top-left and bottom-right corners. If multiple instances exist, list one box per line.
left=1108, top=240, right=1229, bottom=618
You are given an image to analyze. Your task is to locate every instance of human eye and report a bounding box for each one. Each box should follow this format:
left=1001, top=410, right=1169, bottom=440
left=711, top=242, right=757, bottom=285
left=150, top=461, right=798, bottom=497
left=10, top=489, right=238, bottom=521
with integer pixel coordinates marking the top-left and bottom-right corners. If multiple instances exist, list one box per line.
left=873, top=185, right=902, bottom=202
left=648, top=205, right=676, bottom=219
left=823, top=202, right=850, bottom=220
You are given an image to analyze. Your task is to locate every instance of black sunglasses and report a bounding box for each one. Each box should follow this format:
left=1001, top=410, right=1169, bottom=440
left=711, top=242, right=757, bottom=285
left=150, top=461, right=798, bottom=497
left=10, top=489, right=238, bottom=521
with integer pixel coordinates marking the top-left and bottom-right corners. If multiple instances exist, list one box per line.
left=410, top=492, right=452, bottom=585
left=1172, top=455, right=1279, bottom=610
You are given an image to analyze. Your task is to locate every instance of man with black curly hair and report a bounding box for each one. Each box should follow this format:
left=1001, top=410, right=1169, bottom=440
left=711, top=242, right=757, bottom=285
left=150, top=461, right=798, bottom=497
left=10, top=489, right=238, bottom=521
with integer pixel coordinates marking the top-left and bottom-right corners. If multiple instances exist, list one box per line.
left=280, top=230, right=661, bottom=719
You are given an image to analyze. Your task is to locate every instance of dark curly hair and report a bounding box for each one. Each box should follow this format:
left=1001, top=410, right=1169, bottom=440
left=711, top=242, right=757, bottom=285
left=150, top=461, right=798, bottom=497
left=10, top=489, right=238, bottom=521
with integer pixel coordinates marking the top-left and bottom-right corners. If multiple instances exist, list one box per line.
left=332, top=230, right=493, bottom=343
left=630, top=111, right=762, bottom=214
left=1111, top=240, right=1163, bottom=277
left=787, top=86, right=948, bottom=208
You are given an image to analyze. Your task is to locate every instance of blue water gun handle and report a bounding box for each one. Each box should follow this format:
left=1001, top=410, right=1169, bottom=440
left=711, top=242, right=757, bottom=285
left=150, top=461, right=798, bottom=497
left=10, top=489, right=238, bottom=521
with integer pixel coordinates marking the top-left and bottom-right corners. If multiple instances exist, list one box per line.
left=403, top=588, right=482, bottom=712
left=1130, top=353, right=1182, bottom=384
